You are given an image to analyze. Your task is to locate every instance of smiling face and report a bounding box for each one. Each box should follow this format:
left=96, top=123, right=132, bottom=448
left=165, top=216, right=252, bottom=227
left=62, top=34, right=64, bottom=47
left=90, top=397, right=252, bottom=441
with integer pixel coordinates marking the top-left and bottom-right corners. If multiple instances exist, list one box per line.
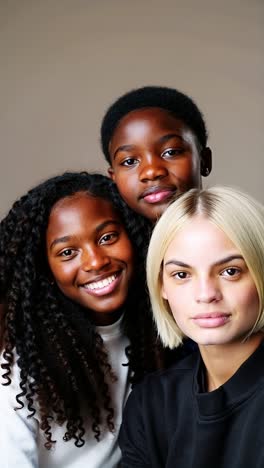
left=46, top=192, right=134, bottom=325
left=162, top=215, right=260, bottom=349
left=108, top=107, right=211, bottom=222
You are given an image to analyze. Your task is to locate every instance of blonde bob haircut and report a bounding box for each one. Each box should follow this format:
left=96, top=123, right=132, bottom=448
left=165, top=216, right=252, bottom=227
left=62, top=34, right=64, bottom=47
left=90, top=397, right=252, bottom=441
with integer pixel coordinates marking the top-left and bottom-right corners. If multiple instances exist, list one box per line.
left=147, top=186, right=264, bottom=349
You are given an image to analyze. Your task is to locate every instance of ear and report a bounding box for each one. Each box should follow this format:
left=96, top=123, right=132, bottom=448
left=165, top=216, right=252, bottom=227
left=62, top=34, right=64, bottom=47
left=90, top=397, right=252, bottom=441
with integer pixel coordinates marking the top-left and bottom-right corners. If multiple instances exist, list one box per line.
left=200, top=147, right=212, bottom=177
left=107, top=166, right=116, bottom=182
left=161, top=284, right=168, bottom=301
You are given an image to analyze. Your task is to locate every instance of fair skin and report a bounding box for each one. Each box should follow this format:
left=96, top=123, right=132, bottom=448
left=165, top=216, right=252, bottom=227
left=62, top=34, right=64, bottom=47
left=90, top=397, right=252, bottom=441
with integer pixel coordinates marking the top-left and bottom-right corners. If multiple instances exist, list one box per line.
left=108, top=108, right=212, bottom=222
left=162, top=215, right=263, bottom=391
left=46, top=192, right=134, bottom=325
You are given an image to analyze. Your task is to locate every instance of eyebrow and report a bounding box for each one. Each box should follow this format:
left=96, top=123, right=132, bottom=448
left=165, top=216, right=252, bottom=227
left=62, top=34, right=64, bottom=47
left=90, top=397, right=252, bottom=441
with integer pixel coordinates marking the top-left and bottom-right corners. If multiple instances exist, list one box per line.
left=49, top=220, right=122, bottom=250
left=113, top=144, right=135, bottom=159
left=113, top=133, right=185, bottom=159
left=159, top=133, right=185, bottom=144
left=95, top=220, right=121, bottom=233
left=164, top=255, right=244, bottom=268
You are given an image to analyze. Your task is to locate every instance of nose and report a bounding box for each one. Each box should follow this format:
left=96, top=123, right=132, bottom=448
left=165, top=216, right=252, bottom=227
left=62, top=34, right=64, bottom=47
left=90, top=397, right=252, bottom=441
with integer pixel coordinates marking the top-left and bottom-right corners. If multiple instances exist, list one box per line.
left=140, top=155, right=168, bottom=182
left=195, top=277, right=222, bottom=304
left=81, top=246, right=111, bottom=272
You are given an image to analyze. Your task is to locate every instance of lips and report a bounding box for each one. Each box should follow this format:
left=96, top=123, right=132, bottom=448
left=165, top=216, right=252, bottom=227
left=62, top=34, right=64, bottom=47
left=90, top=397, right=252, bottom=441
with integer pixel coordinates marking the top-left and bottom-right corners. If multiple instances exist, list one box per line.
left=192, top=312, right=231, bottom=328
left=139, top=185, right=176, bottom=204
left=80, top=272, right=122, bottom=297
left=83, top=274, right=118, bottom=291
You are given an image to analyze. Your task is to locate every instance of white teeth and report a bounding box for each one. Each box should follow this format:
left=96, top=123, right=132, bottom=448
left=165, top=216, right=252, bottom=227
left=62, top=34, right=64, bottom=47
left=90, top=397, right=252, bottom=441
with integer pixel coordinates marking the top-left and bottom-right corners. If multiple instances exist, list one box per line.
left=83, top=274, right=117, bottom=291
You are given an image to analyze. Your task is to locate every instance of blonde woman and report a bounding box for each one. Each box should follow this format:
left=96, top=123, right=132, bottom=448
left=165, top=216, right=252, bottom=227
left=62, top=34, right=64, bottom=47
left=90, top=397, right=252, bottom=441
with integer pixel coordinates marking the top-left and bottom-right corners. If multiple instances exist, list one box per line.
left=119, top=186, right=264, bottom=468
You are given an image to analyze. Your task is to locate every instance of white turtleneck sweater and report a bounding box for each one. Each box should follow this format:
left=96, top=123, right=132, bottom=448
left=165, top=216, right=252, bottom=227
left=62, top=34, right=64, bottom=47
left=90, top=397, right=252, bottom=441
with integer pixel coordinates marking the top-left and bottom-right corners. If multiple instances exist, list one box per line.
left=0, top=315, right=131, bottom=468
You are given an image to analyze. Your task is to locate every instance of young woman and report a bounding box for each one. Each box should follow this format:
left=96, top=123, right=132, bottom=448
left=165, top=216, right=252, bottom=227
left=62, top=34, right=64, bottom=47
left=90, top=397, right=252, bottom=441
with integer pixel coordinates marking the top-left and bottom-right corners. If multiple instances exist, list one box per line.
left=119, top=186, right=264, bottom=468
left=0, top=171, right=165, bottom=468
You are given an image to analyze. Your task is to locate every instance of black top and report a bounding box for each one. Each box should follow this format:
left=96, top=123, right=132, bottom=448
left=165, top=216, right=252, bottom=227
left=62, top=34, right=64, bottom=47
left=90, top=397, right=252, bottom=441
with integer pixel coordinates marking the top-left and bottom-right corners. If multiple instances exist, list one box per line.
left=119, top=342, right=264, bottom=467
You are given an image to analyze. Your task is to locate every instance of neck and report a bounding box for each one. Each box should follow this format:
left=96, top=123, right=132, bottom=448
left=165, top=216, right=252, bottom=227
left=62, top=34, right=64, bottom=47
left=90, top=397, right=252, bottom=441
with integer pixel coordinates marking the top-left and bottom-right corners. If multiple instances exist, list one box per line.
left=198, top=332, right=264, bottom=392
left=89, top=308, right=123, bottom=326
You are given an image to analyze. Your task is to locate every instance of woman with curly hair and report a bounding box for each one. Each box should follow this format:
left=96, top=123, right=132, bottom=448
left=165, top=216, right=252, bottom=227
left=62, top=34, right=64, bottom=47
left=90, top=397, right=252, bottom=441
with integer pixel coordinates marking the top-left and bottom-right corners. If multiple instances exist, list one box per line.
left=0, top=171, right=166, bottom=467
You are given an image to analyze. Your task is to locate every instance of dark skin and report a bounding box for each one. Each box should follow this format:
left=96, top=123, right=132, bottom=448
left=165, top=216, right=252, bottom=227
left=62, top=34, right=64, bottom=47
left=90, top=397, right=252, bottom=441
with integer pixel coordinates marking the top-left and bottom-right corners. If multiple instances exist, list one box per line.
left=108, top=108, right=212, bottom=222
left=46, top=193, right=134, bottom=325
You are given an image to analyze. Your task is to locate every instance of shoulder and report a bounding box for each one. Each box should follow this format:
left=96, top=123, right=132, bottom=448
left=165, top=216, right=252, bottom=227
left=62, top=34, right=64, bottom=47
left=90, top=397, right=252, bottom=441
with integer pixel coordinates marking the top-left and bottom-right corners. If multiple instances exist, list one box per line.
left=119, top=351, right=199, bottom=465
left=128, top=351, right=198, bottom=408
left=141, top=349, right=197, bottom=385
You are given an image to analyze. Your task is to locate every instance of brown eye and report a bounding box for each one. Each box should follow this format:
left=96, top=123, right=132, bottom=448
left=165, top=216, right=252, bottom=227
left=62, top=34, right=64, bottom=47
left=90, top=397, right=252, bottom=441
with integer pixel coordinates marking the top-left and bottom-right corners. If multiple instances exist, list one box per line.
left=227, top=268, right=237, bottom=276
left=162, top=148, right=184, bottom=158
left=61, top=249, right=73, bottom=257
left=173, top=271, right=189, bottom=279
left=99, top=232, right=119, bottom=245
left=221, top=267, right=240, bottom=277
left=121, top=158, right=138, bottom=166
left=58, top=248, right=77, bottom=260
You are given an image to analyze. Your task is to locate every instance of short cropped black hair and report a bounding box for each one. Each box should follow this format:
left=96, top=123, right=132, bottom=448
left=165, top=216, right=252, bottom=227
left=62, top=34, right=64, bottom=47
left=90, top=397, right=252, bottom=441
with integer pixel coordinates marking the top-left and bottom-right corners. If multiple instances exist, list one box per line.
left=100, top=85, right=208, bottom=163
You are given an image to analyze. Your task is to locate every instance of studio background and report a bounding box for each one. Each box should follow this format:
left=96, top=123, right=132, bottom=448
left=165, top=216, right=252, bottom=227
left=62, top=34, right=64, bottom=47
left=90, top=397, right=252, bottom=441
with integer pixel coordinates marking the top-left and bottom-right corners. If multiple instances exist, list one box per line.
left=1, top=0, right=263, bottom=218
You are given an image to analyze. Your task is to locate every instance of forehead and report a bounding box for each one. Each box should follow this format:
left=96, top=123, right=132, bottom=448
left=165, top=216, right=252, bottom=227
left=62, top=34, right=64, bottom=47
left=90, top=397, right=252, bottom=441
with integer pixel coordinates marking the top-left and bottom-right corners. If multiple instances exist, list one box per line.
left=164, top=216, right=238, bottom=261
left=112, top=107, right=194, bottom=139
left=47, top=193, right=120, bottom=232
left=109, top=108, right=199, bottom=159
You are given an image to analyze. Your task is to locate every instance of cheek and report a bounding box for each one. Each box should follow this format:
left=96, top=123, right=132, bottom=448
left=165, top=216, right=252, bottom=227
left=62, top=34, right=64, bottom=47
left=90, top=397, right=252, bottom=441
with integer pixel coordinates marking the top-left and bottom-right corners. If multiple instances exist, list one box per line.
left=191, top=156, right=201, bottom=178
left=123, top=244, right=135, bottom=272
left=115, top=174, right=136, bottom=195
left=186, top=159, right=199, bottom=178
left=49, top=261, right=74, bottom=285
left=172, top=156, right=200, bottom=178
left=242, top=286, right=260, bottom=318
left=164, top=286, right=188, bottom=313
left=171, top=307, right=189, bottom=335
left=112, top=239, right=134, bottom=270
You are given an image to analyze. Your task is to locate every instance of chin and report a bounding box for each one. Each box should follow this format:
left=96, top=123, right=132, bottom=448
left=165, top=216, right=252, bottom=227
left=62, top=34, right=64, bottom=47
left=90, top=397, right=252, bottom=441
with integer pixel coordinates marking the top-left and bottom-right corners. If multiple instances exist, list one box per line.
left=196, top=337, right=231, bottom=347
left=148, top=206, right=169, bottom=222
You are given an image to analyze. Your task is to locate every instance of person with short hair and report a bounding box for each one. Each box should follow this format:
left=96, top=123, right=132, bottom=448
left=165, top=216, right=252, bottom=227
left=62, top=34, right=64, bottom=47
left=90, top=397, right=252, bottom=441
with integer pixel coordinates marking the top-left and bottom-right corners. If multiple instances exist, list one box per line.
left=100, top=85, right=212, bottom=222
left=119, top=186, right=264, bottom=468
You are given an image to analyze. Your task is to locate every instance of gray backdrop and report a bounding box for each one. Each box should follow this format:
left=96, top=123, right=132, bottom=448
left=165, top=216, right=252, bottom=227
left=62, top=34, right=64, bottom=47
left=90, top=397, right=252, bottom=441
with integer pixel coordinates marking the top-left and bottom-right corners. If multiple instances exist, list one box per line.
left=1, top=0, right=263, bottom=218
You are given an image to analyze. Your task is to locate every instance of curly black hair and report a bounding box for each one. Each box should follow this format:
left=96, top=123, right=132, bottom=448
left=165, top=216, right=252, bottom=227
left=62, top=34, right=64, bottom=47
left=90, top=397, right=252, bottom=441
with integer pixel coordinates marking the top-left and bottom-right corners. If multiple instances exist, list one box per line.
left=100, top=85, right=209, bottom=164
left=0, top=171, right=168, bottom=449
